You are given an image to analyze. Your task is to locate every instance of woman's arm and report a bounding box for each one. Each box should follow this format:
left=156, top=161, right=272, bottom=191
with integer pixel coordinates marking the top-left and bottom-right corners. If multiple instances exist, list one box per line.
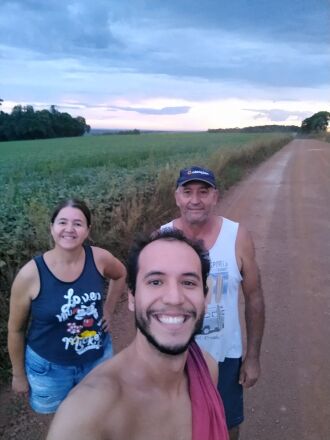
left=7, top=260, right=39, bottom=392
left=92, top=247, right=127, bottom=328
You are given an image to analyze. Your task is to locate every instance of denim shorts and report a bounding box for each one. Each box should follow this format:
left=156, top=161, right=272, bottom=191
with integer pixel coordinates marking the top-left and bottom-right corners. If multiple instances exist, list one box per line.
left=218, top=357, right=244, bottom=429
left=25, top=337, right=113, bottom=414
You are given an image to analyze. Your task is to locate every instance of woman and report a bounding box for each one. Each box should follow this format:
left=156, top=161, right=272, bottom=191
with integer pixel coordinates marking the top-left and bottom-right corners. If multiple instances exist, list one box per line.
left=8, top=198, right=127, bottom=414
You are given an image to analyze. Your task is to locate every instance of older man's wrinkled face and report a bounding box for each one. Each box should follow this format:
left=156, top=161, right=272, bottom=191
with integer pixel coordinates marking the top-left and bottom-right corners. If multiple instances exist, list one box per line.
left=175, top=182, right=218, bottom=225
left=129, top=239, right=207, bottom=355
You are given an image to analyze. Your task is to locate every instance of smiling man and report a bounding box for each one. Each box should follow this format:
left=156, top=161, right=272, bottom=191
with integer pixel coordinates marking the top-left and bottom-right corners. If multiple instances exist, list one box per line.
left=47, top=229, right=229, bottom=440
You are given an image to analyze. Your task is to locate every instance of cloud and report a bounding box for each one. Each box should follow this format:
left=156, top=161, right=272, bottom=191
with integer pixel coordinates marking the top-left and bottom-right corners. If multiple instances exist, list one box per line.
left=244, top=108, right=311, bottom=122
left=109, top=105, right=191, bottom=115
left=0, top=0, right=329, bottom=130
left=1, top=0, right=329, bottom=90
left=0, top=0, right=120, bottom=57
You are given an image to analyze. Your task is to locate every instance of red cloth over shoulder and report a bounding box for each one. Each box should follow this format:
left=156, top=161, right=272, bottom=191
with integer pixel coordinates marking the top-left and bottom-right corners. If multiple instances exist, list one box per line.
left=186, top=341, right=229, bottom=440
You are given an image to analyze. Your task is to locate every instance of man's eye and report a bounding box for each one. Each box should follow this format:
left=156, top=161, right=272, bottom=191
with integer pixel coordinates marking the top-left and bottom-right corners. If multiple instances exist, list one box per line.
left=148, top=280, right=162, bottom=286
left=183, top=280, right=197, bottom=287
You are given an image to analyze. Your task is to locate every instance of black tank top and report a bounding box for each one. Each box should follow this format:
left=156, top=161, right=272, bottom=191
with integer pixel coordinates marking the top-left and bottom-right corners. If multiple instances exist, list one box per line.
left=27, top=245, right=108, bottom=365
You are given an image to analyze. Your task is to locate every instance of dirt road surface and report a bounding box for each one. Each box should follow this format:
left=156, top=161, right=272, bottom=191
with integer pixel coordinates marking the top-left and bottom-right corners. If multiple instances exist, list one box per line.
left=220, top=138, right=330, bottom=440
left=1, top=138, right=329, bottom=439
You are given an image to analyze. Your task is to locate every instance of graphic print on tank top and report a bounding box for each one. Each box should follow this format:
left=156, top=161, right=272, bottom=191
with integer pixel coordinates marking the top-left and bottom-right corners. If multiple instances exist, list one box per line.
left=200, top=259, right=228, bottom=335
left=56, top=287, right=103, bottom=355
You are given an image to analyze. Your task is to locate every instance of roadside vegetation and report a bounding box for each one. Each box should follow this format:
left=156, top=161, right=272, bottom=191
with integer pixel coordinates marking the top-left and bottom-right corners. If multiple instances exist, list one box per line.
left=0, top=131, right=292, bottom=381
left=301, top=111, right=330, bottom=135
left=299, top=111, right=330, bottom=143
left=324, top=133, right=330, bottom=143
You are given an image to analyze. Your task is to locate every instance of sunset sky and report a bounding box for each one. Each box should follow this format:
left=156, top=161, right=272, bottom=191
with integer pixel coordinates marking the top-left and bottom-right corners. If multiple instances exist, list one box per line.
left=1, top=0, right=329, bottom=131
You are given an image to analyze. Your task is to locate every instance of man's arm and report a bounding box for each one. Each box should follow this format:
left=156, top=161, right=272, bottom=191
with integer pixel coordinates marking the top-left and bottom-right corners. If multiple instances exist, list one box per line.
left=202, top=349, right=219, bottom=386
left=237, top=226, right=265, bottom=388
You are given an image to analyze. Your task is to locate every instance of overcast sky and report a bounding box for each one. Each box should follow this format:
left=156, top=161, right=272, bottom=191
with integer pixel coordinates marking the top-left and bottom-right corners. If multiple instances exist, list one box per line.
left=1, top=0, right=329, bottom=130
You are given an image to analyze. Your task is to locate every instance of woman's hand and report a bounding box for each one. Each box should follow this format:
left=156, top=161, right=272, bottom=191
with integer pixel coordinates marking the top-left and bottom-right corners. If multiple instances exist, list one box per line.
left=12, top=374, right=29, bottom=394
left=101, top=316, right=111, bottom=332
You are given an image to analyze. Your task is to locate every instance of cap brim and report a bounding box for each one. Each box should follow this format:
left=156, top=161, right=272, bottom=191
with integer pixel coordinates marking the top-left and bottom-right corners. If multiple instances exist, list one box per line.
left=178, top=177, right=216, bottom=188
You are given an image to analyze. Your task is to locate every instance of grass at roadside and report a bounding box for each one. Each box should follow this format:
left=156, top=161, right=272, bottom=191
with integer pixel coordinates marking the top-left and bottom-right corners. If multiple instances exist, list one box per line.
left=0, top=131, right=292, bottom=381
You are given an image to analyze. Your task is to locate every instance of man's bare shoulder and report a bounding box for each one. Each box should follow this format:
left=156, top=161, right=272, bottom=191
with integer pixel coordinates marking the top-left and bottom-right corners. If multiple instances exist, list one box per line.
left=80, top=358, right=121, bottom=389
left=47, top=358, right=124, bottom=440
left=236, top=223, right=252, bottom=243
left=236, top=224, right=256, bottom=258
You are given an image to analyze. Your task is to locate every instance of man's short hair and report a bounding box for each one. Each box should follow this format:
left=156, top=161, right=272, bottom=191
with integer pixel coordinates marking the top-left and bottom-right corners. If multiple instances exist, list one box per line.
left=127, top=228, right=210, bottom=296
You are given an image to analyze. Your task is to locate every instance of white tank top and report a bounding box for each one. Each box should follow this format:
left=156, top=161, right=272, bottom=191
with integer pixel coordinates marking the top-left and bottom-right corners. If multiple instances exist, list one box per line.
left=161, top=217, right=243, bottom=361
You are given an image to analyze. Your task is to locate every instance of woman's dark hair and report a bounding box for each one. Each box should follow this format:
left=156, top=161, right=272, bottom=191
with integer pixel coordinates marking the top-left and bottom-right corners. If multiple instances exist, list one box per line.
left=50, top=198, right=92, bottom=227
left=127, top=228, right=210, bottom=296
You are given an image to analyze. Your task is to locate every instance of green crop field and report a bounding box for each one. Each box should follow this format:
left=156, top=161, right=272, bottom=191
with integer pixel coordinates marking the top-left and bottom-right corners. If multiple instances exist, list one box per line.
left=0, top=131, right=286, bottom=213
left=0, top=131, right=290, bottom=269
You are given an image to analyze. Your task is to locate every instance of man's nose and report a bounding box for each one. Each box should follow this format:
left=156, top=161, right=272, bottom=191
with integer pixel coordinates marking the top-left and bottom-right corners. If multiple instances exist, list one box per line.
left=162, top=282, right=184, bottom=305
left=190, top=192, right=201, bottom=204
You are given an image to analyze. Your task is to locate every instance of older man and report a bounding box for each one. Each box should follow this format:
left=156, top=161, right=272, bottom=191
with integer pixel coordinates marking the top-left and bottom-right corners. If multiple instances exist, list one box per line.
left=161, top=166, right=265, bottom=440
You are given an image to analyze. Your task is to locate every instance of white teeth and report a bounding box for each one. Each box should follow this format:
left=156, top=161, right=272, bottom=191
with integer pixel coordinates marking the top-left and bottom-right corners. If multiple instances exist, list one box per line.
left=158, top=315, right=185, bottom=324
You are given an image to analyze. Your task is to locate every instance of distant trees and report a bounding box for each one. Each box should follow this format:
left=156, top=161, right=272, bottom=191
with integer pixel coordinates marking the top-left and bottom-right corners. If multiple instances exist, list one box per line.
left=301, top=111, right=330, bottom=134
left=0, top=103, right=90, bottom=141
left=208, top=125, right=299, bottom=134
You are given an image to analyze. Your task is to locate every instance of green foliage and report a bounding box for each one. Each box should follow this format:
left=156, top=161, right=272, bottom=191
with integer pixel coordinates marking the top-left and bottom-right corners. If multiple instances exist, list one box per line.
left=208, top=124, right=299, bottom=133
left=0, top=104, right=90, bottom=141
left=0, top=131, right=291, bottom=265
left=0, top=131, right=292, bottom=381
left=301, top=111, right=330, bottom=134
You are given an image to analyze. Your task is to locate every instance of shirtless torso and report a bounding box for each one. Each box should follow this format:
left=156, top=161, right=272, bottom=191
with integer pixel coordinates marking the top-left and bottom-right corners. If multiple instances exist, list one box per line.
left=47, top=332, right=220, bottom=440
left=84, top=347, right=191, bottom=439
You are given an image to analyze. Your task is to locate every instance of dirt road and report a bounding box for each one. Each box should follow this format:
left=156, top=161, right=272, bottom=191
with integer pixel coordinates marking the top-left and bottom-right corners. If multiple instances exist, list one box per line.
left=1, top=138, right=329, bottom=439
left=219, top=138, right=330, bottom=440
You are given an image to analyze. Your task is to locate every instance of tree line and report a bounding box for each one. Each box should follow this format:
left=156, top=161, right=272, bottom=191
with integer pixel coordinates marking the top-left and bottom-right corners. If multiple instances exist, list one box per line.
left=0, top=101, right=90, bottom=141
left=300, top=111, right=330, bottom=134
left=208, top=112, right=330, bottom=135
left=1, top=99, right=328, bottom=142
left=208, top=124, right=300, bottom=133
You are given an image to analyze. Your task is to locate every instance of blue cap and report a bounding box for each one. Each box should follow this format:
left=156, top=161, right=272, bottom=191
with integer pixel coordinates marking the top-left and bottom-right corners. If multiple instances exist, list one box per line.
left=176, top=166, right=216, bottom=188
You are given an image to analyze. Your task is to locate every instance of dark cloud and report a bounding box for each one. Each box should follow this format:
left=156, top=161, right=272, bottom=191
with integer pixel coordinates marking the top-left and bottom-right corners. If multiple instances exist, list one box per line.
left=0, top=1, right=121, bottom=56
left=1, top=1, right=328, bottom=54
left=0, top=0, right=329, bottom=94
left=165, top=0, right=330, bottom=45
